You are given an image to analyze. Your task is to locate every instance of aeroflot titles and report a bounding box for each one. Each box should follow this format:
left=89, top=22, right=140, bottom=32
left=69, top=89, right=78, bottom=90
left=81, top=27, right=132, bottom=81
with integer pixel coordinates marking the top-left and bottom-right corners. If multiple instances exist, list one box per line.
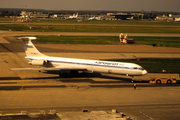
left=95, top=61, right=123, bottom=66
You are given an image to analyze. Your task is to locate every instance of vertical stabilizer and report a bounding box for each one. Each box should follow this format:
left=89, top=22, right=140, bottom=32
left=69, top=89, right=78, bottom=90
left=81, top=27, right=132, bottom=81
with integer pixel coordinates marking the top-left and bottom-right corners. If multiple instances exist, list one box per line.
left=20, top=37, right=46, bottom=57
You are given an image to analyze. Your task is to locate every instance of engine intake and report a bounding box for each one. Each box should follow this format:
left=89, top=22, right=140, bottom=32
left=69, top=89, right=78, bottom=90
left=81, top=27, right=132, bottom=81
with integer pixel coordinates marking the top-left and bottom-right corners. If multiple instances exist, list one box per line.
left=28, top=60, right=49, bottom=66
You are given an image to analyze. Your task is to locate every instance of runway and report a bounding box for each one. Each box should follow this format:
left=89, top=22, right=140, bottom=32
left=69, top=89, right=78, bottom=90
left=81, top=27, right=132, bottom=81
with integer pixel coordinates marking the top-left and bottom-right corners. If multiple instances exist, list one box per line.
left=0, top=30, right=180, bottom=119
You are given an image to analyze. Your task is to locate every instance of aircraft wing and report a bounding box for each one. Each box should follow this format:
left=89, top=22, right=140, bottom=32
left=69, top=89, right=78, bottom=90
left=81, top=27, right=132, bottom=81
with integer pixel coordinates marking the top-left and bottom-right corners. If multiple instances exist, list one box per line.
left=8, top=67, right=87, bottom=71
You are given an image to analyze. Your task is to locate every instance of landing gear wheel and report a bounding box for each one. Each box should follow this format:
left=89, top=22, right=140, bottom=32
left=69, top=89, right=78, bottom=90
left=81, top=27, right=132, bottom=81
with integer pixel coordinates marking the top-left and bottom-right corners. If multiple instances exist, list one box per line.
left=70, top=70, right=79, bottom=76
left=59, top=73, right=68, bottom=78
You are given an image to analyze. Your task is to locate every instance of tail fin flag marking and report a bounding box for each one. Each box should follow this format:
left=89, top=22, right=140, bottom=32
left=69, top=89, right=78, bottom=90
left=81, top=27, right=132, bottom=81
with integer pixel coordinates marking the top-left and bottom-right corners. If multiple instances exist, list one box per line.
left=27, top=45, right=33, bottom=48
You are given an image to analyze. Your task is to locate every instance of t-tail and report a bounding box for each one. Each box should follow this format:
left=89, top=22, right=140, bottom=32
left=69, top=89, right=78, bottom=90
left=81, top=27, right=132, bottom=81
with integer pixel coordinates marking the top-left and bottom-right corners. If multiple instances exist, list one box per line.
left=19, top=37, right=47, bottom=58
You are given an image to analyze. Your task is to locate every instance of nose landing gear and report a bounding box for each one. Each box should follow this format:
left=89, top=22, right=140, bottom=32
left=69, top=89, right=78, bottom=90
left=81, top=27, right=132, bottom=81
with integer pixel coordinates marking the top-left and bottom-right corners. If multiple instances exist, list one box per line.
left=131, top=76, right=134, bottom=83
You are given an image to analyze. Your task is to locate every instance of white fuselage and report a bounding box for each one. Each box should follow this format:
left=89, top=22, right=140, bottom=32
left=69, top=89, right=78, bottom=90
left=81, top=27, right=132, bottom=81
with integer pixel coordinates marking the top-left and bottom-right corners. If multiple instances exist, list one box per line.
left=26, top=56, right=147, bottom=76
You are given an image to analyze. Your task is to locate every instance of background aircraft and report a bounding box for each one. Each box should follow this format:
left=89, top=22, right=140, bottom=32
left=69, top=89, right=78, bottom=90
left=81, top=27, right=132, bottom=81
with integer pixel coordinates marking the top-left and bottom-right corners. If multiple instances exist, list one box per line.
left=68, top=12, right=78, bottom=19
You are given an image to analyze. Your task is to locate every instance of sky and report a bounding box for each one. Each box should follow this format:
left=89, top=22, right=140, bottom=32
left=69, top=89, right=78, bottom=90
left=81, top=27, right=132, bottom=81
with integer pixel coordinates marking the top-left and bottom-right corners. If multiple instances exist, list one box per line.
left=1, top=0, right=180, bottom=12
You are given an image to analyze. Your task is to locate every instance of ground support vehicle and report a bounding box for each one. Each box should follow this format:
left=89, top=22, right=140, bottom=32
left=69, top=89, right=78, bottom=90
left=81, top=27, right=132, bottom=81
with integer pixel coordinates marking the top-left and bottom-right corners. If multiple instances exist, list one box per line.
left=119, top=33, right=134, bottom=44
left=149, top=77, right=177, bottom=84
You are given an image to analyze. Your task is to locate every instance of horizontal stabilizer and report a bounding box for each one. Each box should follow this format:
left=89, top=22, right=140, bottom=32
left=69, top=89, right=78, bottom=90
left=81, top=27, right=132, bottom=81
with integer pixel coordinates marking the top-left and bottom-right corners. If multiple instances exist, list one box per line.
left=18, top=37, right=37, bottom=40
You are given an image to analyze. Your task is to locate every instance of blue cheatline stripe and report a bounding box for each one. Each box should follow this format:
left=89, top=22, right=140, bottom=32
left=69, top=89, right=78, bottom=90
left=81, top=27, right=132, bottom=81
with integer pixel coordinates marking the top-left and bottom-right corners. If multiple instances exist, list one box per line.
left=49, top=60, right=133, bottom=70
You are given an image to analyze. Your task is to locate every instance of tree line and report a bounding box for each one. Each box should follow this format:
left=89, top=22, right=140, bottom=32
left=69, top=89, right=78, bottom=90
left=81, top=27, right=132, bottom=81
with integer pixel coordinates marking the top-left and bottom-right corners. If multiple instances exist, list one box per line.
left=0, top=10, right=20, bottom=17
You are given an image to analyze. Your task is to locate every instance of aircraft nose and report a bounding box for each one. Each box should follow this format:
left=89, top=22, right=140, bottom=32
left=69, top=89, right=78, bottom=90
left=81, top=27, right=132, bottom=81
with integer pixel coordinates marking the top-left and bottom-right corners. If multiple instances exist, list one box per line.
left=142, top=70, right=147, bottom=75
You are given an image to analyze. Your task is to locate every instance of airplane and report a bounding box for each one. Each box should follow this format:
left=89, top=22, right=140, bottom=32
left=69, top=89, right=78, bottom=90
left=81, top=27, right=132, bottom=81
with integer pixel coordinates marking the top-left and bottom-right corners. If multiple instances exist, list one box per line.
left=88, top=16, right=101, bottom=20
left=9, top=37, right=147, bottom=80
left=88, top=16, right=96, bottom=20
left=68, top=12, right=78, bottom=19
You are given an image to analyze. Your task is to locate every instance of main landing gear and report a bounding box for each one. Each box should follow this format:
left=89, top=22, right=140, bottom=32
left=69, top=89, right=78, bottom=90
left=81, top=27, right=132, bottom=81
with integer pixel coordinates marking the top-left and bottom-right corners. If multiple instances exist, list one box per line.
left=59, top=70, right=79, bottom=78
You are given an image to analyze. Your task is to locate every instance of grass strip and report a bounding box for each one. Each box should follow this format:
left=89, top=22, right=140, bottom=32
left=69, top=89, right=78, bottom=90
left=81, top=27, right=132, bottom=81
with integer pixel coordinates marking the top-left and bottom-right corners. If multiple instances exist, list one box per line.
left=130, top=36, right=180, bottom=48
left=30, top=35, right=180, bottom=48
left=19, top=19, right=180, bottom=26
left=2, top=24, right=180, bottom=33
left=33, top=36, right=118, bottom=44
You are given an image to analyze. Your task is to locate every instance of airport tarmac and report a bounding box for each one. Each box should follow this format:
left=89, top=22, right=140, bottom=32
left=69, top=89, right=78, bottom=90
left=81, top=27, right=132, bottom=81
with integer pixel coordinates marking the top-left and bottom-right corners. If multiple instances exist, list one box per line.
left=0, top=30, right=180, bottom=119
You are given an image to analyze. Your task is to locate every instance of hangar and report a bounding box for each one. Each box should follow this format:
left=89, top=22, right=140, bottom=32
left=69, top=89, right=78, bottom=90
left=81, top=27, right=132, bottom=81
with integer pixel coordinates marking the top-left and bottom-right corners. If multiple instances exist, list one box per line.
left=107, top=13, right=134, bottom=20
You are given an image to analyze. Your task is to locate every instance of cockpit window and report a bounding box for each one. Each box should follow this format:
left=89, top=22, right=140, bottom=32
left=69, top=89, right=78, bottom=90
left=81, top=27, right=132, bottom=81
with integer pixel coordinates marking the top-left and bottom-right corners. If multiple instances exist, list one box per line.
left=133, top=67, right=144, bottom=70
left=138, top=68, right=144, bottom=70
